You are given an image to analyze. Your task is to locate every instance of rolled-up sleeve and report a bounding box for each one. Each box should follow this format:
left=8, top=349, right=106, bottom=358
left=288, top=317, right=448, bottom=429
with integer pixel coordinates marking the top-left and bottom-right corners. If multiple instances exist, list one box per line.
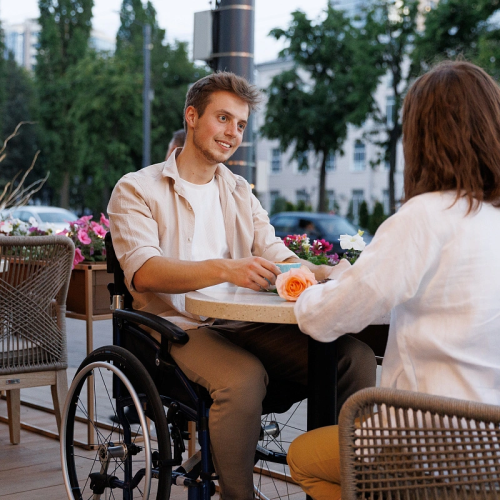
left=294, top=198, right=443, bottom=342
left=107, top=175, right=163, bottom=291
left=250, top=193, right=296, bottom=262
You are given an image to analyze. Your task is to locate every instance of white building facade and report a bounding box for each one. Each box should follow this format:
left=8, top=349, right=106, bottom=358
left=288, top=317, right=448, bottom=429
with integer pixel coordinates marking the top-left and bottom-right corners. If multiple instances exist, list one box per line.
left=3, top=20, right=115, bottom=71
left=254, top=58, right=405, bottom=217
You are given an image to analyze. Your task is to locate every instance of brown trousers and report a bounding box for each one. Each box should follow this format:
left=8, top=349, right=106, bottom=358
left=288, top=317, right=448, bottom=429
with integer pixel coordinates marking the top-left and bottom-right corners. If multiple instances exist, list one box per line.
left=169, top=321, right=376, bottom=500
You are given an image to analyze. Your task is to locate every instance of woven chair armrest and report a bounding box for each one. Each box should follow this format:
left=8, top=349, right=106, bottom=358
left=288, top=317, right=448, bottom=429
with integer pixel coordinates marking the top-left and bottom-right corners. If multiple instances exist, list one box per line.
left=113, top=309, right=189, bottom=344
left=339, top=387, right=500, bottom=427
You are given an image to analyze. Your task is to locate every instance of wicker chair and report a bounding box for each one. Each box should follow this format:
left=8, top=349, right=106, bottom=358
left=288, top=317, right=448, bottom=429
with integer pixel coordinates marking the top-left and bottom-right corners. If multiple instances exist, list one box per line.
left=0, top=235, right=74, bottom=444
left=339, top=387, right=500, bottom=500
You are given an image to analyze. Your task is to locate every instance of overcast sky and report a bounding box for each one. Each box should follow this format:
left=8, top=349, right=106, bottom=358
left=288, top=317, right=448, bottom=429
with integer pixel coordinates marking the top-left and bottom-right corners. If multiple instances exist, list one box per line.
left=0, top=0, right=332, bottom=63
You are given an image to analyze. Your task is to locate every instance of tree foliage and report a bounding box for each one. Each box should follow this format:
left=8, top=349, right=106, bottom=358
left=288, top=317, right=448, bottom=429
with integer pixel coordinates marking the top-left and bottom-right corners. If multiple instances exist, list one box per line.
left=0, top=56, right=40, bottom=188
left=412, top=0, right=500, bottom=72
left=115, top=0, right=208, bottom=165
left=362, top=0, right=420, bottom=215
left=66, top=53, right=142, bottom=214
left=261, top=6, right=384, bottom=212
left=35, top=0, right=94, bottom=208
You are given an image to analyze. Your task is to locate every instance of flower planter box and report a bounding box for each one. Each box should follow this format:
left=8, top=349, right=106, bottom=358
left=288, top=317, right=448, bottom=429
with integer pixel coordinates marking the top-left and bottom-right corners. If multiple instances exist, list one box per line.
left=66, top=262, right=111, bottom=316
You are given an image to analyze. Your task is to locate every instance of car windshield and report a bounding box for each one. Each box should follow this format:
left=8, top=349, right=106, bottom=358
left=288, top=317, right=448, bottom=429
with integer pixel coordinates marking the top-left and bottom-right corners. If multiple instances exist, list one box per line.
left=38, top=211, right=76, bottom=223
left=319, top=217, right=358, bottom=236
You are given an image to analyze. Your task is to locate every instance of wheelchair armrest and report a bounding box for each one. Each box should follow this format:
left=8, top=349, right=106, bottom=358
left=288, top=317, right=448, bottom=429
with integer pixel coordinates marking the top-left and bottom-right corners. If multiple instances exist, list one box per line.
left=113, top=309, right=189, bottom=345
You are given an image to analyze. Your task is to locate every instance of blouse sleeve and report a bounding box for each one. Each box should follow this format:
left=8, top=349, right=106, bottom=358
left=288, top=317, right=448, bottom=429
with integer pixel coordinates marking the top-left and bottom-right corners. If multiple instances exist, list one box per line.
left=294, top=197, right=444, bottom=342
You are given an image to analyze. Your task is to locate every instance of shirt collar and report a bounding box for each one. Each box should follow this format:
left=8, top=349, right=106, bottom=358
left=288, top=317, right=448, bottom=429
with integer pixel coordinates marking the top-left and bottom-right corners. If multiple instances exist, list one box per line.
left=162, top=148, right=237, bottom=193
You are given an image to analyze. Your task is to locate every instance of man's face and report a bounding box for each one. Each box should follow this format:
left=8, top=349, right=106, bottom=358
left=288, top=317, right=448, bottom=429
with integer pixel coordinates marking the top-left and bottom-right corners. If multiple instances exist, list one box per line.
left=189, top=91, right=249, bottom=165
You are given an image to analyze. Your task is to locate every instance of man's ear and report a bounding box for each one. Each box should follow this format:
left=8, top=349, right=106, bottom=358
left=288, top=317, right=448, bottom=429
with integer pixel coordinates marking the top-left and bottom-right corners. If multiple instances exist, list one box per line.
left=185, top=106, right=198, bottom=129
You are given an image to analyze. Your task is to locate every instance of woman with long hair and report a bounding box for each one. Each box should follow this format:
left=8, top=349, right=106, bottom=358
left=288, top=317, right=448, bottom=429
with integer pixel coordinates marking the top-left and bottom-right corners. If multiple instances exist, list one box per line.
left=288, top=60, right=500, bottom=500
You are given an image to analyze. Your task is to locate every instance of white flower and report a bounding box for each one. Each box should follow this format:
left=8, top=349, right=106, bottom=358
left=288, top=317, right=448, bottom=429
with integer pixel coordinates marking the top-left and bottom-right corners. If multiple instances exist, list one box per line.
left=28, top=216, right=38, bottom=227
left=0, top=222, right=13, bottom=234
left=339, top=233, right=366, bottom=251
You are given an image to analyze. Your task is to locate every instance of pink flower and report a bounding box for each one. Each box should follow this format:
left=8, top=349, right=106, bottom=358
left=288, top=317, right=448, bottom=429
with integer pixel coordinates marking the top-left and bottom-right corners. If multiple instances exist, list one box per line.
left=275, top=266, right=317, bottom=302
left=73, top=247, right=85, bottom=268
left=100, top=213, right=110, bottom=228
left=76, top=215, right=93, bottom=226
left=328, top=253, right=340, bottom=265
left=91, top=221, right=107, bottom=238
left=77, top=228, right=92, bottom=245
left=311, top=239, right=334, bottom=256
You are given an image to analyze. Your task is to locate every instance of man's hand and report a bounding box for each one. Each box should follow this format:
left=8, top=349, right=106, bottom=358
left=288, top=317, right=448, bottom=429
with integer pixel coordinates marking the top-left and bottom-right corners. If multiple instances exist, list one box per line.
left=223, top=257, right=281, bottom=291
left=133, top=256, right=281, bottom=294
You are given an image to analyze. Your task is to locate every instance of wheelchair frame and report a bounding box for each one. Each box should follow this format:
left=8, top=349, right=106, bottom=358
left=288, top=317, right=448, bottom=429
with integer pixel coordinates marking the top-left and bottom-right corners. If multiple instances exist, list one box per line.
left=60, top=233, right=295, bottom=500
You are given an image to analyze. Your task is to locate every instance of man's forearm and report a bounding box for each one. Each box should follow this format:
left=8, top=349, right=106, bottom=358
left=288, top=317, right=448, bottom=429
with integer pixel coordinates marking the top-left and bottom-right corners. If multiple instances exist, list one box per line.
left=133, top=255, right=282, bottom=294
left=133, top=256, right=231, bottom=294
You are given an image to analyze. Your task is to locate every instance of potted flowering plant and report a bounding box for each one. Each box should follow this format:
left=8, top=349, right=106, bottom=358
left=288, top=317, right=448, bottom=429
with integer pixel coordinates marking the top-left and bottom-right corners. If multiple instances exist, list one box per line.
left=64, top=214, right=111, bottom=316
left=0, top=217, right=54, bottom=237
left=283, top=234, right=340, bottom=266
left=276, top=230, right=367, bottom=301
left=64, top=214, right=109, bottom=268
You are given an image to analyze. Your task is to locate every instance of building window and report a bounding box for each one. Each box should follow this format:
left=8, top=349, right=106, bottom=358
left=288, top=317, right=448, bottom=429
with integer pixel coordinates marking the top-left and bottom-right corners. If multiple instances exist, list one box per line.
left=271, top=148, right=281, bottom=174
left=327, top=190, right=336, bottom=212
left=353, top=141, right=366, bottom=171
left=296, top=152, right=309, bottom=173
left=270, top=190, right=281, bottom=212
left=325, top=153, right=336, bottom=172
left=352, top=189, right=365, bottom=224
left=386, top=95, right=395, bottom=128
left=296, top=189, right=309, bottom=204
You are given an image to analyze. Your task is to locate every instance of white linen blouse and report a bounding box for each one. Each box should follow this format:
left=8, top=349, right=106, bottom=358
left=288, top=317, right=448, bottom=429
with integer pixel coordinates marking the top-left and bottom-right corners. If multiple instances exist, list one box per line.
left=295, top=191, right=500, bottom=405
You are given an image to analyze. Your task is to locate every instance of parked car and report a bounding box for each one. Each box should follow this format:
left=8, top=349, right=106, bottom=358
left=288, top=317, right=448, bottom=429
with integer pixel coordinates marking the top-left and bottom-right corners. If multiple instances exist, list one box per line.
left=270, top=211, right=372, bottom=255
left=4, top=206, right=78, bottom=232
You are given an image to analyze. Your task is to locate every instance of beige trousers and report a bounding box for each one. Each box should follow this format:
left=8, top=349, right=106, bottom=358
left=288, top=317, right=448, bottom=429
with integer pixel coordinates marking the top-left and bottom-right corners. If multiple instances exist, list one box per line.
left=288, top=425, right=341, bottom=500
left=169, top=321, right=375, bottom=500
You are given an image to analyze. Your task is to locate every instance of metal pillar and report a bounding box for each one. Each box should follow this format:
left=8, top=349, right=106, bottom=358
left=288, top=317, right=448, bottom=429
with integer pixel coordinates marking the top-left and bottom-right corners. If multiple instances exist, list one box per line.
left=212, top=0, right=255, bottom=183
left=142, top=24, right=151, bottom=169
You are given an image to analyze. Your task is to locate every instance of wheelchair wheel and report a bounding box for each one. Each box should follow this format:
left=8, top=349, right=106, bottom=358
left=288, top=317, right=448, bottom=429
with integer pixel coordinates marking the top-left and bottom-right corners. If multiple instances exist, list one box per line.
left=61, top=346, right=171, bottom=500
left=254, top=400, right=307, bottom=499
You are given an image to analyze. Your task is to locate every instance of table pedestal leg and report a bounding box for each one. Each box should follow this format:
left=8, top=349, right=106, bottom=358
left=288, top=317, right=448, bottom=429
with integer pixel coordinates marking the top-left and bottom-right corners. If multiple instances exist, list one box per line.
left=307, top=337, right=338, bottom=431
left=306, top=338, right=338, bottom=500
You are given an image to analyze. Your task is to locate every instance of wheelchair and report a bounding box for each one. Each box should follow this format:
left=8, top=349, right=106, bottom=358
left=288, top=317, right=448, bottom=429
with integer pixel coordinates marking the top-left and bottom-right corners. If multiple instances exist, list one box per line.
left=60, top=233, right=308, bottom=500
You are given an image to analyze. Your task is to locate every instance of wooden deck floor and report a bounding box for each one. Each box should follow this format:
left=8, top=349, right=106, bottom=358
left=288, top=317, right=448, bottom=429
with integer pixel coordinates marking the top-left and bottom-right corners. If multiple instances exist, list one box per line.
left=0, top=318, right=306, bottom=500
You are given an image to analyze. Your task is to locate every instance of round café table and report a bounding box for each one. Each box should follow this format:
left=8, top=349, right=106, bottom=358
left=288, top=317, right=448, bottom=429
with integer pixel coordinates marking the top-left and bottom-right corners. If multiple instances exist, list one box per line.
left=186, top=285, right=390, bottom=431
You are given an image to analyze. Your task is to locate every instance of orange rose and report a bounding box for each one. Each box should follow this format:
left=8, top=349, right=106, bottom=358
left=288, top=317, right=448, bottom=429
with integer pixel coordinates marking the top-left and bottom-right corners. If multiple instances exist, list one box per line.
left=275, top=266, right=317, bottom=302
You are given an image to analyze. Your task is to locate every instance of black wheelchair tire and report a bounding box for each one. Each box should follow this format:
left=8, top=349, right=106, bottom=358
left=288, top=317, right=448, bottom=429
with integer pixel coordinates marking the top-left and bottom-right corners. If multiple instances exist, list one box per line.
left=62, top=345, right=172, bottom=500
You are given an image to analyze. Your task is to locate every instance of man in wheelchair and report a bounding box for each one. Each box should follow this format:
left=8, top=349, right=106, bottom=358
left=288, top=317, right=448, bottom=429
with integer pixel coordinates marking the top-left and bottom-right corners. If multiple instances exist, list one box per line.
left=107, top=71, right=377, bottom=499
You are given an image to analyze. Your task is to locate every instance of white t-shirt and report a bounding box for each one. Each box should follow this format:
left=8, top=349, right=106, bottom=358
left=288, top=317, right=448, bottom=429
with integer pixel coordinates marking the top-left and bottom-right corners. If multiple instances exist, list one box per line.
left=179, top=176, right=230, bottom=290
left=295, top=191, right=500, bottom=406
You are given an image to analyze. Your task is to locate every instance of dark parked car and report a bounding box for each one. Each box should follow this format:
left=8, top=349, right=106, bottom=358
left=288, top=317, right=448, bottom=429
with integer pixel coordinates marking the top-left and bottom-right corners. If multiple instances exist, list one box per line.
left=270, top=211, right=372, bottom=255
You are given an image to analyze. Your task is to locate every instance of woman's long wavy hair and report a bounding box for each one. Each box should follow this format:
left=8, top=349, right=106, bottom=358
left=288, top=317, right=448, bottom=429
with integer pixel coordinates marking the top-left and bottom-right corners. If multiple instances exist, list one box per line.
left=403, top=60, right=500, bottom=211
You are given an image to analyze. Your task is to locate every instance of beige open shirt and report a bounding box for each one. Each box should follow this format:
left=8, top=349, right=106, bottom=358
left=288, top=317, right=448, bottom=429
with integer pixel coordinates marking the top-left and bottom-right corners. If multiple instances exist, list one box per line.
left=107, top=152, right=296, bottom=331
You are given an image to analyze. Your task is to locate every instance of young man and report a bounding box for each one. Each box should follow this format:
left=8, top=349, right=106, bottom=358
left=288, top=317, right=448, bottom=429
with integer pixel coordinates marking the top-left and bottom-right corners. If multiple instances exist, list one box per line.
left=108, top=72, right=376, bottom=500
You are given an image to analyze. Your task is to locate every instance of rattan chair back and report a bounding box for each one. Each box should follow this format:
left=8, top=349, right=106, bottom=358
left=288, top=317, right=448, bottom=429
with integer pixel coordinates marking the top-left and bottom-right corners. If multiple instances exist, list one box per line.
left=339, top=387, right=500, bottom=500
left=0, top=236, right=74, bottom=374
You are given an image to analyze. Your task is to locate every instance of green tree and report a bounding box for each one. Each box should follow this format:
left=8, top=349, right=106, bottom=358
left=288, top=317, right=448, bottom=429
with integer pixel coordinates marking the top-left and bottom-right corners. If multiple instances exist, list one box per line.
left=358, top=200, right=370, bottom=230
left=412, top=0, right=500, bottom=72
left=368, top=200, right=387, bottom=234
left=66, top=53, right=142, bottom=214
left=116, top=0, right=208, bottom=165
left=271, top=196, right=294, bottom=215
left=35, top=0, right=94, bottom=208
left=362, top=0, right=420, bottom=215
left=0, top=56, right=39, bottom=188
left=0, top=22, right=7, bottom=133
left=262, top=6, right=384, bottom=212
